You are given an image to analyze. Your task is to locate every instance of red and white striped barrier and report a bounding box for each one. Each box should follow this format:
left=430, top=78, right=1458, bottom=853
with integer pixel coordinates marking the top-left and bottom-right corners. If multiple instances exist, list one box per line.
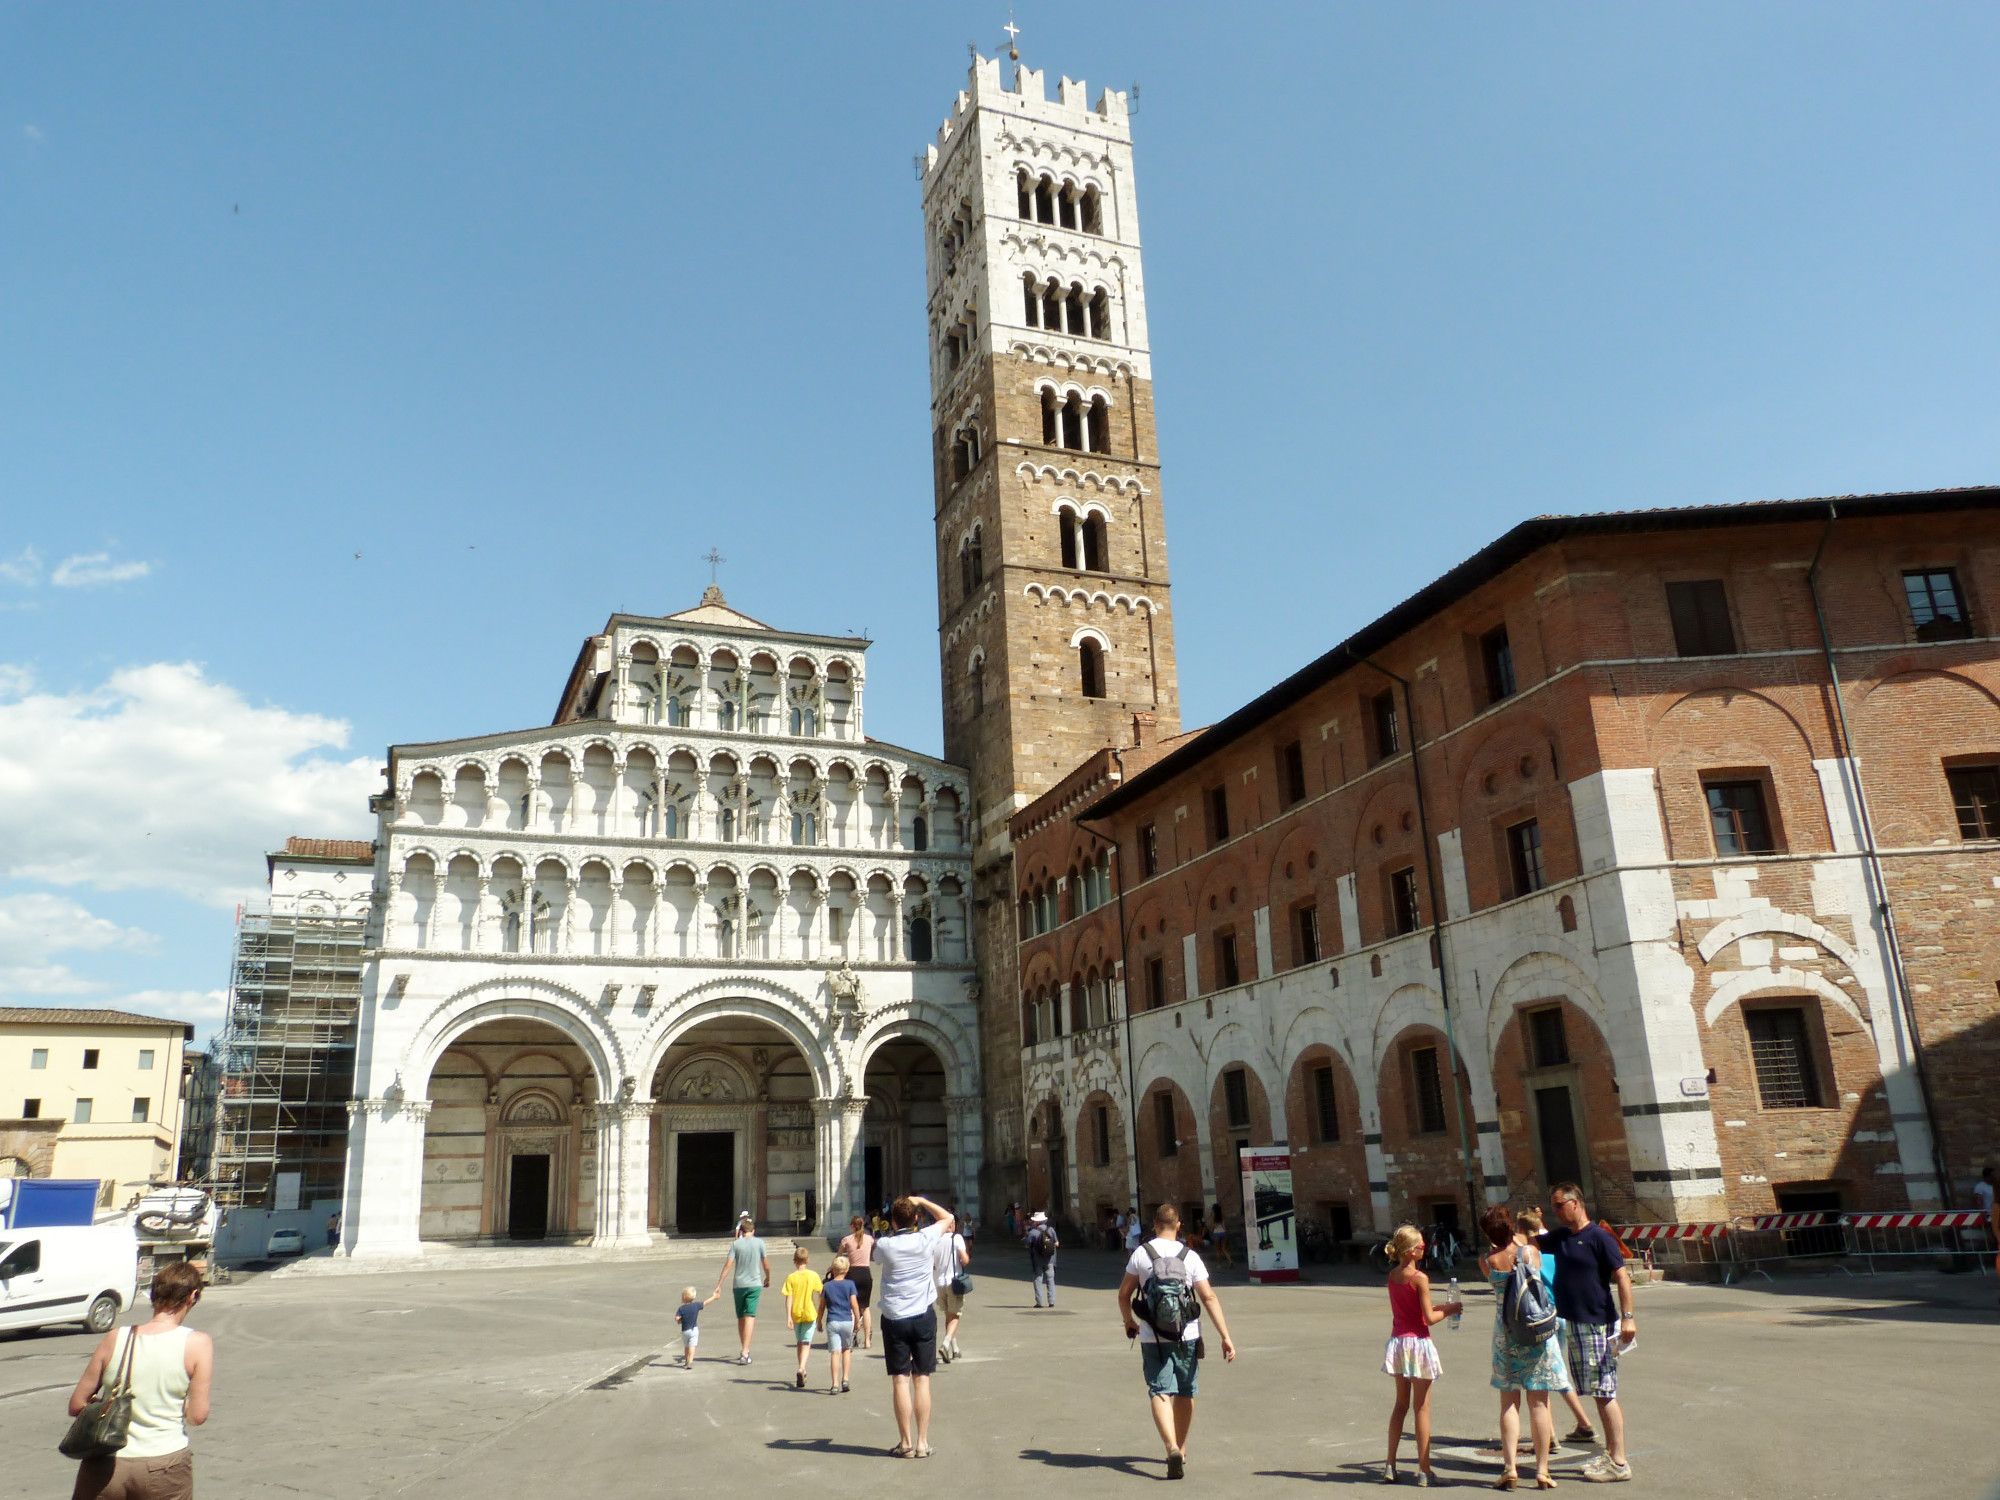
left=1615, top=1222, right=1728, bottom=1242
left=1843, top=1210, right=1987, bottom=1230
left=1749, top=1212, right=1834, bottom=1231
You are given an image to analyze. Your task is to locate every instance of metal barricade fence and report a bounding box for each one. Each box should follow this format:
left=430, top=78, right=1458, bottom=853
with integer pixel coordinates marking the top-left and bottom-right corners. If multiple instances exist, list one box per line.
left=1616, top=1222, right=1732, bottom=1278
left=1842, top=1210, right=1992, bottom=1275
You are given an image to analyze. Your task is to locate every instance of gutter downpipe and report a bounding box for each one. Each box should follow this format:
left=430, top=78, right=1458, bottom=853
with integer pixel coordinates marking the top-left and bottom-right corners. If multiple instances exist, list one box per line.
left=1076, top=748, right=1143, bottom=1218
left=1353, top=650, right=1484, bottom=1235
left=1806, top=505, right=1954, bottom=1206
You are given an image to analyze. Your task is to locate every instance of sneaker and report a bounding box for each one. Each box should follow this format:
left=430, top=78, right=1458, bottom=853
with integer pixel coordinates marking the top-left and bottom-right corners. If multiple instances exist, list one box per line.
left=796, top=1372, right=806, bottom=1388
left=738, top=1355, right=751, bottom=1366
left=1564, top=1427, right=1597, bottom=1447
left=1380, top=1463, right=1398, bottom=1484
left=1581, top=1455, right=1632, bottom=1483
left=841, top=1381, right=850, bottom=1393
left=1166, top=1452, right=1185, bottom=1481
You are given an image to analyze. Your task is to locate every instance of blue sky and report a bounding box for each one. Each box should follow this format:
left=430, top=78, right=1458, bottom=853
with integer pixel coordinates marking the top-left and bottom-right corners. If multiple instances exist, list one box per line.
left=5, top=3, right=2000, bottom=1039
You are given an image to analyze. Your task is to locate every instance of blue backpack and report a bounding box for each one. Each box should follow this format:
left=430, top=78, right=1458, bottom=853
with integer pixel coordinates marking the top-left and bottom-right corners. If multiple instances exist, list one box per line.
left=1503, top=1253, right=1560, bottom=1347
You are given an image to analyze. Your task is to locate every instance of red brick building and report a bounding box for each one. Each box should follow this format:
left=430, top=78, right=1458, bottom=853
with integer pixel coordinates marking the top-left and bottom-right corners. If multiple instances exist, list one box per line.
left=1010, top=490, right=2000, bottom=1239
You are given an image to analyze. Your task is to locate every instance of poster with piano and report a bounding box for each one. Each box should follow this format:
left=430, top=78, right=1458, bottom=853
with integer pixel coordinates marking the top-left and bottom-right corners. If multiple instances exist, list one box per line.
left=1238, top=1146, right=1299, bottom=1283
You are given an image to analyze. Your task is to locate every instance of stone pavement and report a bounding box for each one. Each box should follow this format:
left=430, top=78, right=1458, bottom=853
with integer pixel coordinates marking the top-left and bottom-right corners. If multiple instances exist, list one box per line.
left=7, top=1248, right=1997, bottom=1498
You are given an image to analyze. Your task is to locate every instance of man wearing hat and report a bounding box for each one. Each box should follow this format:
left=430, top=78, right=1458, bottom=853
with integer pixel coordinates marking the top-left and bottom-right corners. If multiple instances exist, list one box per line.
left=1025, top=1211, right=1060, bottom=1309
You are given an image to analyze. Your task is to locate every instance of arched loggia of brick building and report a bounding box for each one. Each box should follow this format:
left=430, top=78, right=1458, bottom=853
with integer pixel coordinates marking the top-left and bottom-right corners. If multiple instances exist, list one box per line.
left=1135, top=1074, right=1205, bottom=1228
left=1489, top=997, right=1635, bottom=1222
left=1074, top=1088, right=1131, bottom=1236
left=1281, top=1042, right=1372, bottom=1241
left=1025, top=1095, right=1067, bottom=1220
left=1205, top=1044, right=1276, bottom=1234
left=1375, top=1021, right=1481, bottom=1232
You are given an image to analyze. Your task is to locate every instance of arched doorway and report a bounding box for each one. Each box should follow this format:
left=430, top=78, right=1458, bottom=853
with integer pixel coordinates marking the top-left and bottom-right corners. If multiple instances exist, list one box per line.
left=651, top=1017, right=817, bottom=1234
left=422, top=1017, right=603, bottom=1243
left=862, top=1038, right=949, bottom=1215
left=1026, top=1097, right=1067, bottom=1218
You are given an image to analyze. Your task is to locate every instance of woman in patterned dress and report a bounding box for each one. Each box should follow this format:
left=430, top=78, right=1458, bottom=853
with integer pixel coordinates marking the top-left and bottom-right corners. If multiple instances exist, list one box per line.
left=1479, top=1206, right=1570, bottom=1490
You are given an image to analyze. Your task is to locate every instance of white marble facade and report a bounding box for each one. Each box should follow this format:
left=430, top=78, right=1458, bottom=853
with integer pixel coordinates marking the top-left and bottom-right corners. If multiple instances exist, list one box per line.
left=339, top=590, right=982, bottom=1257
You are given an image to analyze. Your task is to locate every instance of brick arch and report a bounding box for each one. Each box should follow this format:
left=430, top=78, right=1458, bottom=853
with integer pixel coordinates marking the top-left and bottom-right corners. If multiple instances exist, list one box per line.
left=1074, top=1088, right=1131, bottom=1233
left=1283, top=1042, right=1373, bottom=1238
left=1205, top=1041, right=1275, bottom=1232
left=1266, top=825, right=1327, bottom=968
left=1649, top=685, right=1832, bottom=855
left=1350, top=780, right=1428, bottom=944
left=1454, top=712, right=1581, bottom=911
left=1851, top=667, right=2000, bottom=844
left=1134, top=1074, right=1204, bottom=1227
left=1490, top=997, right=1635, bottom=1222
left=1374, top=1021, right=1478, bottom=1229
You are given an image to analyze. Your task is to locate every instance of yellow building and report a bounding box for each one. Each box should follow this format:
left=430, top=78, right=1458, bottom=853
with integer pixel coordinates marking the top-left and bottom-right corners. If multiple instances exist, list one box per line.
left=0, top=1008, right=195, bottom=1204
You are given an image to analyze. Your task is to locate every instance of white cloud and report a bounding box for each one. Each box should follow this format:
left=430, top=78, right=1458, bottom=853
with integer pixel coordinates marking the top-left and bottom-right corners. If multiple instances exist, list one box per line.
left=0, top=547, right=40, bottom=586
left=22, top=125, right=44, bottom=143
left=0, top=891, right=155, bottom=997
left=0, top=662, right=379, bottom=907
left=110, top=988, right=229, bottom=1027
left=52, top=553, right=151, bottom=587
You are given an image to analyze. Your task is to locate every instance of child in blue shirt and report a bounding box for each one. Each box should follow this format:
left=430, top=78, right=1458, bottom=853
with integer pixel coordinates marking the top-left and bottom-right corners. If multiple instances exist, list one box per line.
left=676, top=1285, right=720, bottom=1369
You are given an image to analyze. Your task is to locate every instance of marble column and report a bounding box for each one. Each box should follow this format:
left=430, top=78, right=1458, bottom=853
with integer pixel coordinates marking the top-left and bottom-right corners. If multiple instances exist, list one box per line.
left=562, top=878, right=578, bottom=955
left=944, top=1093, right=983, bottom=1219
left=592, top=1101, right=657, bottom=1248
left=380, top=871, right=402, bottom=949
left=472, top=873, right=491, bottom=952
left=343, top=1096, right=431, bottom=1260
left=605, top=875, right=623, bottom=958
left=889, top=893, right=904, bottom=961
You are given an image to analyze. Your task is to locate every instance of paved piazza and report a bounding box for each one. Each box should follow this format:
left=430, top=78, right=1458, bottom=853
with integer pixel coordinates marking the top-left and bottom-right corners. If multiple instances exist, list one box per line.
left=8, top=1250, right=1995, bottom=1498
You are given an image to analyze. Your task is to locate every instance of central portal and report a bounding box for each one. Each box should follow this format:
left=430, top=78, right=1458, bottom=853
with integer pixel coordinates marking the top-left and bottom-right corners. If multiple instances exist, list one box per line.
left=508, top=1154, right=551, bottom=1240
left=675, top=1132, right=734, bottom=1232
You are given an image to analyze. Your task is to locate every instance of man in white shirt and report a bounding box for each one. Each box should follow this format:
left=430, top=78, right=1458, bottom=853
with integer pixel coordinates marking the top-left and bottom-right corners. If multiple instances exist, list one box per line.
left=871, top=1193, right=953, bottom=1457
left=1117, top=1202, right=1236, bottom=1481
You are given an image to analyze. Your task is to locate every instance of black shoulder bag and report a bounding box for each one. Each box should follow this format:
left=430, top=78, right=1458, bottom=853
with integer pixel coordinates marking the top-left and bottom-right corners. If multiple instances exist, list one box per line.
left=60, top=1326, right=138, bottom=1461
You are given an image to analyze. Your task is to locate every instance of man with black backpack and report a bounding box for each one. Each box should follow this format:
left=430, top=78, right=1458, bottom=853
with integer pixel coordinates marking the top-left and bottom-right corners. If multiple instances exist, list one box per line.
left=1117, top=1203, right=1237, bottom=1481
left=1025, top=1211, right=1059, bottom=1308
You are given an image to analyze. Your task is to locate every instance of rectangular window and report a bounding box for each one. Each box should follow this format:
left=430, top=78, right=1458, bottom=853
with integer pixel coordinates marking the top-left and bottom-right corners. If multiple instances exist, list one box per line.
left=1140, top=823, right=1160, bottom=877
left=1507, top=818, right=1547, bottom=895
left=1666, top=579, right=1737, bottom=657
left=82, top=1049, right=99, bottom=1070
left=1705, top=778, right=1777, bottom=855
left=1904, top=568, right=1971, bottom=641
left=1369, top=690, right=1401, bottom=761
left=1409, top=1046, right=1447, bottom=1134
left=1223, top=1067, right=1251, bottom=1129
left=138, top=1049, right=155, bottom=1070
left=1311, top=1063, right=1340, bottom=1143
left=1947, top=765, right=2000, bottom=839
left=1207, top=786, right=1229, bottom=846
left=131, top=1098, right=151, bottom=1123
left=1295, top=904, right=1321, bottom=966
left=1147, top=956, right=1165, bottom=1010
left=1216, top=931, right=1241, bottom=988
left=1745, top=1007, right=1823, bottom=1109
left=1389, top=866, right=1421, bottom=935
left=1154, top=1091, right=1179, bottom=1156
left=1280, top=740, right=1307, bottom=806
left=1480, top=625, right=1516, bottom=703
left=1093, top=1104, right=1111, bottom=1167
left=74, top=1098, right=94, bottom=1124
left=21, top=1098, right=39, bottom=1119
left=30, top=1048, right=46, bottom=1070
left=1527, top=1005, right=1570, bottom=1069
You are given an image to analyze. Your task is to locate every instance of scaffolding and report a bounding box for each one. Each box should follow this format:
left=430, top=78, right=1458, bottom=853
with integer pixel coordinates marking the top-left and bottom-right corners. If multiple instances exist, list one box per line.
left=209, top=896, right=368, bottom=1210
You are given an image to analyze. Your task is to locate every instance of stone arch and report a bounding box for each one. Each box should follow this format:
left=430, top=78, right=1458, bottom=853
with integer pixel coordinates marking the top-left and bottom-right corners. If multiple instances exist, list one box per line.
left=1482, top=950, right=1611, bottom=1058
left=402, top=980, right=622, bottom=1100
left=854, top=1004, right=979, bottom=1100
left=1695, top=910, right=1861, bottom=970
left=1703, top=968, right=1870, bottom=1030
left=636, top=977, right=838, bottom=1097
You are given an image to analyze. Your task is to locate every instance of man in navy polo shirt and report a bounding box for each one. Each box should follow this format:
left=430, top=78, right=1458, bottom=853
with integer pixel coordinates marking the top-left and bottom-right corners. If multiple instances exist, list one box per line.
left=1544, top=1183, right=1636, bottom=1483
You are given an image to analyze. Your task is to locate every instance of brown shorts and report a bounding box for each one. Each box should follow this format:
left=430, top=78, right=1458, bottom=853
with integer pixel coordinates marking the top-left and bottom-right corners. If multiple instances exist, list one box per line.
left=73, top=1448, right=194, bottom=1500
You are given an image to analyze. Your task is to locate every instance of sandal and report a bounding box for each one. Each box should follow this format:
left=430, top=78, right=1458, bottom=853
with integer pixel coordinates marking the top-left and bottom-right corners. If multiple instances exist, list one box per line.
left=1494, top=1475, right=1518, bottom=1492
left=889, top=1444, right=916, bottom=1459
left=915, top=1446, right=933, bottom=1459
left=1535, top=1478, right=1558, bottom=1490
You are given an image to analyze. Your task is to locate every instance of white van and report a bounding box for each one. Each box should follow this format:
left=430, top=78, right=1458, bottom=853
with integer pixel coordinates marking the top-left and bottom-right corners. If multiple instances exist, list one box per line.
left=0, top=1223, right=139, bottom=1335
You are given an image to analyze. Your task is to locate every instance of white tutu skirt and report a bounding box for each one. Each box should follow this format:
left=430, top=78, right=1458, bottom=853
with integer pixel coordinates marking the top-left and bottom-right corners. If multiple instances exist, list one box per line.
left=1383, top=1334, right=1443, bottom=1380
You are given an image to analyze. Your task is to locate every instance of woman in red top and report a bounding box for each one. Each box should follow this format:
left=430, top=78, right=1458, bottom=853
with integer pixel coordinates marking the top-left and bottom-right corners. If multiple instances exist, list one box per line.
left=1382, top=1223, right=1463, bottom=1487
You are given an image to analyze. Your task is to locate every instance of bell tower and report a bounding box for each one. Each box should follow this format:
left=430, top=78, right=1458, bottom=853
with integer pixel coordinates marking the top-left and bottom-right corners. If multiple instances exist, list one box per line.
left=920, top=53, right=1181, bottom=1207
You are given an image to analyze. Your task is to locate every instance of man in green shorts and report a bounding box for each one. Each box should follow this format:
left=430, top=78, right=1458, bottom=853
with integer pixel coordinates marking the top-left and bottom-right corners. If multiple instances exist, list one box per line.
left=711, top=1213, right=771, bottom=1365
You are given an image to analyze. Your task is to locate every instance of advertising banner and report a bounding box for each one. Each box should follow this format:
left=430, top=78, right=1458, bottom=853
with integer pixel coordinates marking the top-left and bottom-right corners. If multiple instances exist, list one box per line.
left=1238, top=1146, right=1299, bottom=1283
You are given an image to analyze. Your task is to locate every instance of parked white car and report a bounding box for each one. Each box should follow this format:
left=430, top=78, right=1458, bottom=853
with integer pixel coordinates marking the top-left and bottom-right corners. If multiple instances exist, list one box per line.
left=0, top=1223, right=138, bottom=1334
left=266, top=1228, right=305, bottom=1256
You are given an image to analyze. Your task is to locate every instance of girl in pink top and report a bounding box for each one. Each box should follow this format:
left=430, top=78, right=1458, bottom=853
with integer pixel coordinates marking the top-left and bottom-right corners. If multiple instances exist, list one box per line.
left=1382, top=1224, right=1463, bottom=1487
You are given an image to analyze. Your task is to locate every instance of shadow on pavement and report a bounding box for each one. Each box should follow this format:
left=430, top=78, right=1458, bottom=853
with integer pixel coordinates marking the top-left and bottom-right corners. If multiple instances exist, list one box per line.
left=1018, top=1448, right=1158, bottom=1478
left=770, top=1436, right=901, bottom=1459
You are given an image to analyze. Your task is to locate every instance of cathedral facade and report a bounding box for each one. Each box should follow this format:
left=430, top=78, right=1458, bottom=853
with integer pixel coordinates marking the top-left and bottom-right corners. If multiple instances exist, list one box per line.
left=340, top=591, right=979, bottom=1255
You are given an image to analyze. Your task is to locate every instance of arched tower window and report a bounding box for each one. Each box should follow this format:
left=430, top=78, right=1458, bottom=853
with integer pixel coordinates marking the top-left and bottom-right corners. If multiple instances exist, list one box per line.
left=1089, top=289, right=1110, bottom=339
left=1042, top=278, right=1063, bottom=332
left=1023, top=272, right=1041, bottom=326
left=1034, top=176, right=1056, bottom=224
left=969, top=525, right=983, bottom=585
left=1017, top=169, right=1034, bottom=219
left=1088, top=396, right=1111, bottom=454
left=913, top=816, right=930, bottom=852
left=1061, top=394, right=1085, bottom=451
left=1060, top=511, right=1080, bottom=569
left=960, top=538, right=975, bottom=599
left=1081, top=185, right=1104, bottom=235
left=1079, top=638, right=1106, bottom=699
left=1082, top=514, right=1108, bottom=572
left=1058, top=184, right=1078, bottom=230
left=970, top=656, right=985, bottom=719
left=1065, top=284, right=1087, bottom=336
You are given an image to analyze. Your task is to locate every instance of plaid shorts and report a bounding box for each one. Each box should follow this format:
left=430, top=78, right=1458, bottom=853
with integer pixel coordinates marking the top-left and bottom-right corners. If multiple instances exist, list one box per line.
left=1565, top=1320, right=1620, bottom=1399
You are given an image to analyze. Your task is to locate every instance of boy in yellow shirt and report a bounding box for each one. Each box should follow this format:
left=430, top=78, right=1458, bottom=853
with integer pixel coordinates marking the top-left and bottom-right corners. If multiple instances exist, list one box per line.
left=781, top=1245, right=824, bottom=1389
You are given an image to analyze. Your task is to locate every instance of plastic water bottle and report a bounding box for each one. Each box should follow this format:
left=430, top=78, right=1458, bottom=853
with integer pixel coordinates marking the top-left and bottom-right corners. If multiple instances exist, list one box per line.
left=1447, top=1276, right=1461, bottom=1331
